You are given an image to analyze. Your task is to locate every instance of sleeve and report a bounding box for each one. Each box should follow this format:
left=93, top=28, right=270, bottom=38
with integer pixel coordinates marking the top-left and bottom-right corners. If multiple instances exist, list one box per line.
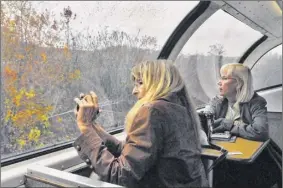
left=203, top=96, right=222, bottom=116
left=230, top=98, right=269, bottom=141
left=92, top=123, right=124, bottom=157
left=73, top=105, right=162, bottom=187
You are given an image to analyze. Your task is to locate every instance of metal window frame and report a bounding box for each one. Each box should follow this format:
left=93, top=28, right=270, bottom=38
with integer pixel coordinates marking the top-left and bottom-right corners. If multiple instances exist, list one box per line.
left=244, top=38, right=282, bottom=69
left=1, top=128, right=124, bottom=167
left=158, top=1, right=213, bottom=59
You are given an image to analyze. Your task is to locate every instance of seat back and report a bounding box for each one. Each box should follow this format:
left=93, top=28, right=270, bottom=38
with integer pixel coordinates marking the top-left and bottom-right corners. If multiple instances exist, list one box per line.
left=267, top=112, right=282, bottom=151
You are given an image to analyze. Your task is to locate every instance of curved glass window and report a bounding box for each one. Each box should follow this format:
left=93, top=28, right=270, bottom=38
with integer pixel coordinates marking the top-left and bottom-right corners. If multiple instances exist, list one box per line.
left=175, top=10, right=263, bottom=107
left=1, top=1, right=198, bottom=159
left=252, top=45, right=282, bottom=90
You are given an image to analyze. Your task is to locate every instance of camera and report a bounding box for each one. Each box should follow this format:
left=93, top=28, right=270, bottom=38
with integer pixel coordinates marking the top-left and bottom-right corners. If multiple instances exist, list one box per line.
left=198, top=111, right=214, bottom=142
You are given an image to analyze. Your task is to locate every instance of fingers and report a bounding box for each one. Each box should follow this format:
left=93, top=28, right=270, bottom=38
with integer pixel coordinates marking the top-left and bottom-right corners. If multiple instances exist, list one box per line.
left=213, top=127, right=221, bottom=133
left=90, top=91, right=97, bottom=98
left=90, top=91, right=99, bottom=107
left=90, top=91, right=98, bottom=102
left=79, top=93, right=92, bottom=103
left=80, top=93, right=85, bottom=99
left=74, top=98, right=82, bottom=105
left=212, top=124, right=224, bottom=133
left=83, top=95, right=92, bottom=103
left=76, top=91, right=98, bottom=107
left=213, top=118, right=223, bottom=126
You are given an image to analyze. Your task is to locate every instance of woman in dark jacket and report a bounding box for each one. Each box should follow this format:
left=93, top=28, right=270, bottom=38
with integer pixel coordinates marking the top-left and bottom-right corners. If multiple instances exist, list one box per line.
left=73, top=60, right=208, bottom=188
left=204, top=63, right=280, bottom=188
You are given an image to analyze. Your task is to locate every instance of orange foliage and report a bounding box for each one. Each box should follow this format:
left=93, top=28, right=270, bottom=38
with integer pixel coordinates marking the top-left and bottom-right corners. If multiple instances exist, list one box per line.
left=63, top=44, right=71, bottom=59
left=1, top=2, right=80, bottom=149
left=16, top=54, right=25, bottom=60
left=41, top=52, right=47, bottom=63
left=69, top=69, right=81, bottom=80
left=4, top=66, right=18, bottom=81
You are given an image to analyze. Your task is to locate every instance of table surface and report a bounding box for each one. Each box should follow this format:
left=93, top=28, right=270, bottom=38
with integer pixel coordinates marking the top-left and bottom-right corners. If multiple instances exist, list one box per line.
left=201, top=137, right=270, bottom=163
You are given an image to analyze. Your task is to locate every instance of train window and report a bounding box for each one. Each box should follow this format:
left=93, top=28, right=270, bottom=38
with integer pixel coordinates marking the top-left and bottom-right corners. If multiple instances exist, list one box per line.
left=252, top=45, right=282, bottom=90
left=175, top=10, right=263, bottom=107
left=1, top=1, right=199, bottom=159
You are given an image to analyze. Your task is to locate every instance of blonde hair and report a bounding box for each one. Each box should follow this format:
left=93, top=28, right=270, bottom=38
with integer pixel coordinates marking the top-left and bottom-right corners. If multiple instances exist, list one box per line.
left=125, top=60, right=202, bottom=150
left=125, top=60, right=170, bottom=133
left=220, top=63, right=254, bottom=103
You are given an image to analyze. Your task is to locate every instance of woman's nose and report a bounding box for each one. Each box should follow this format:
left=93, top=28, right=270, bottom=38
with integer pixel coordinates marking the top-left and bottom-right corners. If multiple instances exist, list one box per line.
left=217, top=80, right=222, bottom=86
left=132, top=87, right=137, bottom=95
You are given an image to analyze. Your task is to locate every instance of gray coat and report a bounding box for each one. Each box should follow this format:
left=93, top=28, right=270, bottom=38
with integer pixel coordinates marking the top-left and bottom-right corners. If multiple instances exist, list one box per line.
left=73, top=92, right=208, bottom=188
left=207, top=93, right=268, bottom=141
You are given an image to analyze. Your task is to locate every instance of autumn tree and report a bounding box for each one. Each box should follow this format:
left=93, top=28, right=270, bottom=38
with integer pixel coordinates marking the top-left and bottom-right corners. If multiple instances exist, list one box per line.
left=1, top=1, right=80, bottom=154
left=1, top=1, right=159, bottom=157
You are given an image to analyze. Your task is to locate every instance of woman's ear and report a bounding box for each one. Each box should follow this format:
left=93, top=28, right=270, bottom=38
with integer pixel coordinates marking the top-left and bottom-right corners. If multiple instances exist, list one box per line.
left=236, top=78, right=244, bottom=94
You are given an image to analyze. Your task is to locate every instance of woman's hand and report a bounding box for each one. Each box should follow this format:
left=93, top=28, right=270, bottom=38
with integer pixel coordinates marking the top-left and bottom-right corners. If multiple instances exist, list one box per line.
left=213, top=118, right=234, bottom=133
left=74, top=91, right=99, bottom=133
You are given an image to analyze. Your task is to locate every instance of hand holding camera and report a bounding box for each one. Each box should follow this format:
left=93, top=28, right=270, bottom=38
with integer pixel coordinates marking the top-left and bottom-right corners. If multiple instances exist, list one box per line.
left=74, top=91, right=100, bottom=133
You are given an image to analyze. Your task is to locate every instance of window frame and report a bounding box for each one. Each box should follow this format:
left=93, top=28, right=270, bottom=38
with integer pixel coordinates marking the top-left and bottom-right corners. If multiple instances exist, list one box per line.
left=251, top=44, right=282, bottom=92
left=251, top=43, right=282, bottom=69
left=1, top=128, right=123, bottom=167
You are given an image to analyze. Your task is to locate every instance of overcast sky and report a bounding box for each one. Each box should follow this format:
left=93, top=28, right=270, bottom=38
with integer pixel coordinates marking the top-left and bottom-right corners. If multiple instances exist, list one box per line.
left=33, top=1, right=282, bottom=57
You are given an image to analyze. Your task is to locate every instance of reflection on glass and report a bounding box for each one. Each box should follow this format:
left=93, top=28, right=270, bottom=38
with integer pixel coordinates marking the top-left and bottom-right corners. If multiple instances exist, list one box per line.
left=252, top=45, right=282, bottom=90
left=175, top=10, right=263, bottom=107
left=1, top=1, right=198, bottom=159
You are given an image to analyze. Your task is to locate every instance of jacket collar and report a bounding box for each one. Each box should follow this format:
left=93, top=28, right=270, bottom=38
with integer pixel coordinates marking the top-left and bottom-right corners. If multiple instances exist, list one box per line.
left=159, top=92, right=180, bottom=104
left=222, top=92, right=257, bottom=105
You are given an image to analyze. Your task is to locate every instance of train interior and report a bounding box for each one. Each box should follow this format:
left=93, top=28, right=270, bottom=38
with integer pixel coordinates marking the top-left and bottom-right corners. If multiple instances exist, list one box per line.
left=1, top=1, right=282, bottom=187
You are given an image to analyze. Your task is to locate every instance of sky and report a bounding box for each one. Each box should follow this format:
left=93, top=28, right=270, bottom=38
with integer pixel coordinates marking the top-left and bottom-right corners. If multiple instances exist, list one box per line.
left=31, top=1, right=282, bottom=57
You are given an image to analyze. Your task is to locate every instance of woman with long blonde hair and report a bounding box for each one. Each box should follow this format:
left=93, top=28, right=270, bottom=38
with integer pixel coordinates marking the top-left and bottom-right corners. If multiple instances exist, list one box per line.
left=73, top=60, right=208, bottom=188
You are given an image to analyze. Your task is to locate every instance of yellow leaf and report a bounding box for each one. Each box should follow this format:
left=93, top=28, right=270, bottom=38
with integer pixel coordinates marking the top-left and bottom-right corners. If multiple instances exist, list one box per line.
left=39, top=114, right=48, bottom=122
left=73, top=69, right=81, bottom=79
left=37, top=142, right=45, bottom=148
left=9, top=20, right=16, bottom=31
left=43, top=121, right=50, bottom=128
left=13, top=93, right=22, bottom=107
left=41, top=53, right=47, bottom=63
left=63, top=44, right=68, bottom=54
left=69, top=69, right=81, bottom=80
left=4, top=110, right=12, bottom=122
left=46, top=105, right=53, bottom=111
left=63, top=44, right=71, bottom=59
left=16, top=54, right=25, bottom=60
left=17, top=139, right=26, bottom=148
left=28, top=128, right=41, bottom=142
left=20, top=88, right=25, bottom=95
left=4, top=66, right=17, bottom=81
left=25, top=89, right=35, bottom=99
left=4, top=99, right=9, bottom=104
left=57, top=117, right=62, bottom=123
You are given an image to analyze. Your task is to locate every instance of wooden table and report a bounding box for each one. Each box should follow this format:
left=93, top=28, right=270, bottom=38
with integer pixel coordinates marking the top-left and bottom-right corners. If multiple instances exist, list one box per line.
left=201, top=137, right=270, bottom=163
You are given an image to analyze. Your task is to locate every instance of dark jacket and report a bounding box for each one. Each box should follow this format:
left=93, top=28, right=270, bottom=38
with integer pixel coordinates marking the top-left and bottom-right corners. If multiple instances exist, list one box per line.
left=207, top=93, right=268, bottom=141
left=73, top=93, right=208, bottom=188
left=209, top=93, right=281, bottom=188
